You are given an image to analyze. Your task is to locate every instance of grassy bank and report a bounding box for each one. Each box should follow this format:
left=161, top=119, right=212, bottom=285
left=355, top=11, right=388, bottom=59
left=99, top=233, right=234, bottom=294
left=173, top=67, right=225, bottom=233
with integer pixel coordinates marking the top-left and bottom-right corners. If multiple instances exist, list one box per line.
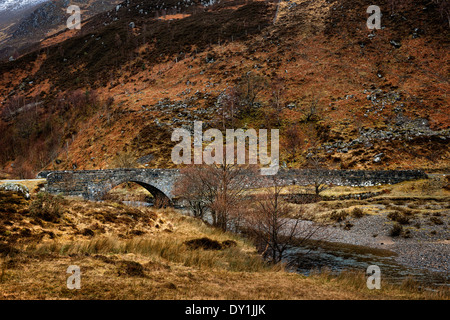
left=0, top=190, right=448, bottom=300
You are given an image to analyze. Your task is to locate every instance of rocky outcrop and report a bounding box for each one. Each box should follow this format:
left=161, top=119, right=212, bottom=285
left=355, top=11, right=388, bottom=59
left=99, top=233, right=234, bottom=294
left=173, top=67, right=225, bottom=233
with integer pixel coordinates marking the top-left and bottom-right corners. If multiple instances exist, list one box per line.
left=0, top=182, right=30, bottom=199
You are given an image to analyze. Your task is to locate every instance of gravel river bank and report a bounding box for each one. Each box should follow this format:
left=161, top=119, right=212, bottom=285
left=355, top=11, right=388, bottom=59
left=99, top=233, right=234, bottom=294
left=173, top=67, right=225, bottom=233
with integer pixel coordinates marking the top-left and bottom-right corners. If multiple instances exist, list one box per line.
left=287, top=211, right=449, bottom=286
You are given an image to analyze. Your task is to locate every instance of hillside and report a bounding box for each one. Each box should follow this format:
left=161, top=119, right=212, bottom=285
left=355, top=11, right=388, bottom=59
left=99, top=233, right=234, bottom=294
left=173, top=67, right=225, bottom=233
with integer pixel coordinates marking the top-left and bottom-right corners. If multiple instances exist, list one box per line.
left=0, top=0, right=122, bottom=62
left=0, top=0, right=448, bottom=178
left=0, top=0, right=47, bottom=28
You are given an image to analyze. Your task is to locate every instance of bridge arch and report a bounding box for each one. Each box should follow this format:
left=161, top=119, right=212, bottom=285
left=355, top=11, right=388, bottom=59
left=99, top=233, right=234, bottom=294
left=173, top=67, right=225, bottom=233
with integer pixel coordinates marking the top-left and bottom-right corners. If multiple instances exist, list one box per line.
left=43, top=169, right=180, bottom=206
left=104, top=179, right=172, bottom=208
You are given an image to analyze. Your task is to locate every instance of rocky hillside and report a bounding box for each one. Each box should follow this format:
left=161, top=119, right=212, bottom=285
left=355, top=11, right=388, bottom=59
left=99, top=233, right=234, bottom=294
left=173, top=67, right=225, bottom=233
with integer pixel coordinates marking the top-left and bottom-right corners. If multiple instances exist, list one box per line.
left=0, top=0, right=47, bottom=24
left=0, top=0, right=122, bottom=62
left=0, top=0, right=448, bottom=178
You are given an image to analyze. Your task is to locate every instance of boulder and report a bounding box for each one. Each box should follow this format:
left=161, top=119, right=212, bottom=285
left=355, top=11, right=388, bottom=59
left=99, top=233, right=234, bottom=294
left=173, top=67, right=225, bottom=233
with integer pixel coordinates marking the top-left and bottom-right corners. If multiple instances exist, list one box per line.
left=0, top=183, right=30, bottom=199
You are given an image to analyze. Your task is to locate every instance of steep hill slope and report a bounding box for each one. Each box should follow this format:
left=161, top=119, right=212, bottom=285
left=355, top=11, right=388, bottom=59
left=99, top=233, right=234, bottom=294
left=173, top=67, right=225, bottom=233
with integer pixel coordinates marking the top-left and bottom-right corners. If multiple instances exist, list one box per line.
left=0, top=0, right=122, bottom=62
left=0, top=0, right=448, bottom=178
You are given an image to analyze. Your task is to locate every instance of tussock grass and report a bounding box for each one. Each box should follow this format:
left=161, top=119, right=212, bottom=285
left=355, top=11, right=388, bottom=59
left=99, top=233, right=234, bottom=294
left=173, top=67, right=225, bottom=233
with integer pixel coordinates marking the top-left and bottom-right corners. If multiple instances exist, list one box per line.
left=26, top=235, right=268, bottom=273
left=309, top=268, right=449, bottom=300
left=350, top=207, right=365, bottom=218
left=327, top=210, right=349, bottom=222
left=389, top=223, right=403, bottom=237
left=429, top=216, right=444, bottom=225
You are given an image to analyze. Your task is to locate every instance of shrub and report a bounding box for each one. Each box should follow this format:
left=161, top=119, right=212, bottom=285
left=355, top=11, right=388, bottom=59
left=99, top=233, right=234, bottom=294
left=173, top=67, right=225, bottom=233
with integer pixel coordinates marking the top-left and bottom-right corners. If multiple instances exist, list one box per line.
left=184, top=237, right=223, bottom=250
left=432, top=212, right=442, bottom=217
left=221, top=240, right=237, bottom=249
left=389, top=223, right=403, bottom=237
left=429, top=216, right=444, bottom=225
left=29, top=192, right=64, bottom=222
left=329, top=210, right=348, bottom=222
left=0, top=243, right=19, bottom=257
left=387, top=211, right=410, bottom=225
left=393, top=206, right=414, bottom=216
left=351, top=207, right=365, bottom=218
left=81, top=228, right=95, bottom=237
left=0, top=191, right=29, bottom=213
left=343, top=222, right=354, bottom=230
left=117, top=261, right=146, bottom=277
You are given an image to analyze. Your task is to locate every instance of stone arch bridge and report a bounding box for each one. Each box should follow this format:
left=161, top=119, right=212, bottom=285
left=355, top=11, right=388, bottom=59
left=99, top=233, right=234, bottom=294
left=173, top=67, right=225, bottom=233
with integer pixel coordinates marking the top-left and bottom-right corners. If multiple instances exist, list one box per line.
left=38, top=169, right=180, bottom=205
left=38, top=168, right=427, bottom=205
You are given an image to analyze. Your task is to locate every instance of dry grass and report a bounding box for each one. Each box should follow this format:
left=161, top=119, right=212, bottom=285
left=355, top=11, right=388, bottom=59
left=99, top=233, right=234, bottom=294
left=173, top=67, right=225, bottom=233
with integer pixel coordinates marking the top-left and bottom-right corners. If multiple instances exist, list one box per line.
left=384, top=178, right=450, bottom=199
left=282, top=177, right=449, bottom=224
left=26, top=235, right=266, bottom=273
left=0, top=191, right=448, bottom=300
left=1, top=252, right=447, bottom=300
left=283, top=177, right=449, bottom=200
left=103, top=182, right=153, bottom=202
left=310, top=269, right=449, bottom=300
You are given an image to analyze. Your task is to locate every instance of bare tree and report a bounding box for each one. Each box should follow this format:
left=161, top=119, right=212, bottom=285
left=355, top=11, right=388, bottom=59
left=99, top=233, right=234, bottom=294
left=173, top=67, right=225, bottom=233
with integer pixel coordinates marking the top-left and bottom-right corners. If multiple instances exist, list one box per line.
left=245, top=177, right=322, bottom=264
left=237, top=72, right=267, bottom=112
left=174, top=162, right=252, bottom=231
left=305, top=150, right=331, bottom=196
left=1, top=94, right=26, bottom=120
left=269, top=78, right=286, bottom=126
left=303, top=97, right=320, bottom=122
left=212, top=163, right=254, bottom=231
left=217, top=87, right=239, bottom=130
left=173, top=165, right=216, bottom=220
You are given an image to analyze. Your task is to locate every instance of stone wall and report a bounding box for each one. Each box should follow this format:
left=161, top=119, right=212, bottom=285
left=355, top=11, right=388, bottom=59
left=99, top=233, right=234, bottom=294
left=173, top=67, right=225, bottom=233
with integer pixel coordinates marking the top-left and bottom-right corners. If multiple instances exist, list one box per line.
left=272, top=169, right=428, bottom=187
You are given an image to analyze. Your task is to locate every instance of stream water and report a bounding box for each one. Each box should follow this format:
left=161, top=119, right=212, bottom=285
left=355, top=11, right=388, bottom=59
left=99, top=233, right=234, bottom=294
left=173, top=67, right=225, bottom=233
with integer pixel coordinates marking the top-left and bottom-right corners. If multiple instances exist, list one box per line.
left=123, top=200, right=449, bottom=289
left=284, top=241, right=449, bottom=289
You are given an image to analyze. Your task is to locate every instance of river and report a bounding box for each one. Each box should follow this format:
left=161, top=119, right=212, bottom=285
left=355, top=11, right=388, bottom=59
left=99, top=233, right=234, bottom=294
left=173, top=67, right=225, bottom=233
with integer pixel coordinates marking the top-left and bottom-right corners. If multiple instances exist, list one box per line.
left=123, top=200, right=449, bottom=289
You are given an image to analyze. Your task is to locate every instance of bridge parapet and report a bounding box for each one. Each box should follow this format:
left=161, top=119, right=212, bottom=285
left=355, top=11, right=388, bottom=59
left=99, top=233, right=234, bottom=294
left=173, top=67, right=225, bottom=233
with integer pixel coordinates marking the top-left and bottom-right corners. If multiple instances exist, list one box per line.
left=40, top=168, right=428, bottom=202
